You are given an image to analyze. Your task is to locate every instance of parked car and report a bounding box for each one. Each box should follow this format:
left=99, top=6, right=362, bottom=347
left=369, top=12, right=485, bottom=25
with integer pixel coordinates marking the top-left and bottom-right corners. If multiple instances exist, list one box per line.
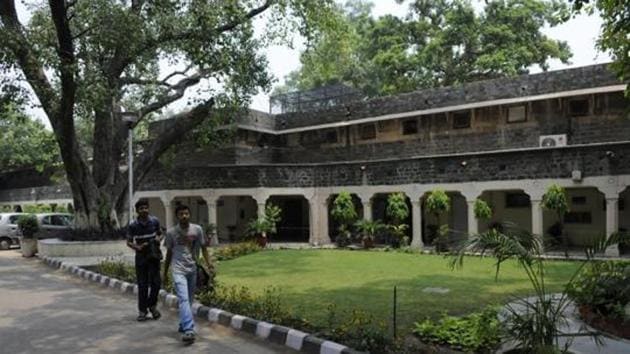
left=0, top=212, right=25, bottom=250
left=35, top=213, right=74, bottom=239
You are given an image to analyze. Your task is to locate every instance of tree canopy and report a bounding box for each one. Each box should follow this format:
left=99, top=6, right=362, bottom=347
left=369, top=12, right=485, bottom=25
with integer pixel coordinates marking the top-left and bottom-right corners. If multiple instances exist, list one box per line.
left=571, top=0, right=630, bottom=96
left=0, top=92, right=59, bottom=172
left=0, top=0, right=337, bottom=231
left=277, top=0, right=573, bottom=97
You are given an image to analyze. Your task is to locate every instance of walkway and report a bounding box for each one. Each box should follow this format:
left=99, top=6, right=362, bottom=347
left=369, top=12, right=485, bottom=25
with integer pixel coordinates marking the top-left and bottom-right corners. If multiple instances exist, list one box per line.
left=0, top=250, right=293, bottom=354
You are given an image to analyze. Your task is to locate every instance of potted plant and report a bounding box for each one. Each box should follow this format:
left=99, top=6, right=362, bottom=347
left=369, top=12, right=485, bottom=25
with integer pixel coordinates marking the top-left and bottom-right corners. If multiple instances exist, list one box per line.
left=246, top=203, right=282, bottom=247
left=386, top=192, right=410, bottom=248
left=354, top=219, right=386, bottom=249
left=331, top=192, right=358, bottom=247
left=541, top=184, right=569, bottom=256
left=202, top=222, right=219, bottom=246
left=246, top=217, right=272, bottom=247
left=425, top=189, right=450, bottom=252
left=18, top=214, right=39, bottom=257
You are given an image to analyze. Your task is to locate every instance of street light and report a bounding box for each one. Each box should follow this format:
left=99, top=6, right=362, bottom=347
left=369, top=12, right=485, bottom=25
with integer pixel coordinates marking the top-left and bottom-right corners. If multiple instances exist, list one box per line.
left=120, top=111, right=139, bottom=225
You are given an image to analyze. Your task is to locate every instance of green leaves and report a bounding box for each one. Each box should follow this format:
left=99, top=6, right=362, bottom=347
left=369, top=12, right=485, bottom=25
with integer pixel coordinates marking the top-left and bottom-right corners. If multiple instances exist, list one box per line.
left=386, top=192, right=409, bottom=225
left=281, top=0, right=572, bottom=96
left=413, top=306, right=503, bottom=353
left=474, top=198, right=493, bottom=221
left=542, top=184, right=569, bottom=217
left=331, top=191, right=358, bottom=226
left=0, top=102, right=59, bottom=172
left=425, top=189, right=450, bottom=217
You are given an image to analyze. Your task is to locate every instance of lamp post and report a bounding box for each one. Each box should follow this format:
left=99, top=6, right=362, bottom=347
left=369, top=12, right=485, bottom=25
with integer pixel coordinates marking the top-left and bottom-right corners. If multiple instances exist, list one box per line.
left=120, top=111, right=139, bottom=225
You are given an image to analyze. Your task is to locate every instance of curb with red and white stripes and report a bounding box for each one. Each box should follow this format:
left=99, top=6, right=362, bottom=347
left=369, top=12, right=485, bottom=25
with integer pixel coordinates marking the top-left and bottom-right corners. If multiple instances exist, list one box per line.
left=40, top=256, right=360, bottom=354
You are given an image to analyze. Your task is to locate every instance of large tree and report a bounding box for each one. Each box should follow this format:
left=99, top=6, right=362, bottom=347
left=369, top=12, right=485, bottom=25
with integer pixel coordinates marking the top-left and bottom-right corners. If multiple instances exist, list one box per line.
left=280, top=0, right=572, bottom=96
left=0, top=0, right=336, bottom=232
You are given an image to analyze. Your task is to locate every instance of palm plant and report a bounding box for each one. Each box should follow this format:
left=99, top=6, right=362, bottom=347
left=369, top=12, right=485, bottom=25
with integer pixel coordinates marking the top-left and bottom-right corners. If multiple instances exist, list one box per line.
left=449, top=223, right=626, bottom=353
left=354, top=219, right=386, bottom=248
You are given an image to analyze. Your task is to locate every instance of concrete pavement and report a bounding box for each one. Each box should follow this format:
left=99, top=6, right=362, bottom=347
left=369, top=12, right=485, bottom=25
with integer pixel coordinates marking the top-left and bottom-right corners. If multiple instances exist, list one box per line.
left=0, top=250, right=294, bottom=354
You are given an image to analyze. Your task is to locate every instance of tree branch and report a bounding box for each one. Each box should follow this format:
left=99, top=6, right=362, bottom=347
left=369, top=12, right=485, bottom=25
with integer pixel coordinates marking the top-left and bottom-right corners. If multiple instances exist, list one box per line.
left=0, top=0, right=58, bottom=120
left=114, top=98, right=215, bottom=201
left=120, top=77, right=174, bottom=88
left=136, top=72, right=204, bottom=120
left=136, top=98, right=215, bottom=180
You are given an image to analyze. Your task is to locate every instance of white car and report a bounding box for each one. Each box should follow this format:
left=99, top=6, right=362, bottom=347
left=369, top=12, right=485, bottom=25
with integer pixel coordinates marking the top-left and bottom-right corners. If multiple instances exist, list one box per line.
left=0, top=212, right=25, bottom=250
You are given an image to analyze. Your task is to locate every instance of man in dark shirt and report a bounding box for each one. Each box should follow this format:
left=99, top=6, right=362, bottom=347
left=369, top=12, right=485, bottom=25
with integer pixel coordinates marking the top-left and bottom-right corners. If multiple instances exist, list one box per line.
left=127, top=199, right=163, bottom=321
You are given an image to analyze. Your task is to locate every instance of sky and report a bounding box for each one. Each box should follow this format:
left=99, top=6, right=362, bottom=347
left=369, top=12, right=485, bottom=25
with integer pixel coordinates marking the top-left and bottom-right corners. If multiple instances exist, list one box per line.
left=14, top=0, right=611, bottom=123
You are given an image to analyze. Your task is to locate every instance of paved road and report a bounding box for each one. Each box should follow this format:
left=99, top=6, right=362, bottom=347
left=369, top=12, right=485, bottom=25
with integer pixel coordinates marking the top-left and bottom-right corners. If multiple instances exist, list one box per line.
left=0, top=250, right=293, bottom=354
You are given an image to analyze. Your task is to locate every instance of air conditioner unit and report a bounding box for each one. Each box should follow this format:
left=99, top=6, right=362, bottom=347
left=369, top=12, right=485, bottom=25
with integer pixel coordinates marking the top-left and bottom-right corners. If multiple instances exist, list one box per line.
left=539, top=134, right=567, bottom=148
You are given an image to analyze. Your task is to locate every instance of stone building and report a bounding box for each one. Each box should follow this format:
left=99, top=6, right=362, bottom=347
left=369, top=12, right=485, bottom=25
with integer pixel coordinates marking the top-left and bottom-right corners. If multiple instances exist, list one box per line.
left=1, top=63, right=628, bottom=255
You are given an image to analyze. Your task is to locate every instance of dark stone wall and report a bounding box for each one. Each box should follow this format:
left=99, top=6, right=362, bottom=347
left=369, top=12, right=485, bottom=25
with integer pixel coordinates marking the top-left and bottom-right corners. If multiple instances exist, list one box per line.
left=138, top=143, right=630, bottom=190
left=0, top=168, right=58, bottom=190
left=274, top=64, right=620, bottom=130
left=0, top=184, right=71, bottom=203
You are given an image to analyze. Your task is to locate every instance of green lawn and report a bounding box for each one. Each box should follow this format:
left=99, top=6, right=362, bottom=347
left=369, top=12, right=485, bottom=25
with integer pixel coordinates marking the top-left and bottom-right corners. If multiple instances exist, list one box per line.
left=215, top=249, right=581, bottom=333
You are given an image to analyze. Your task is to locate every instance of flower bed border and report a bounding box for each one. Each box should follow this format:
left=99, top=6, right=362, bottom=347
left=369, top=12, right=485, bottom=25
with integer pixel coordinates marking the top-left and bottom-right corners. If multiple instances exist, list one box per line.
left=39, top=255, right=360, bottom=354
left=578, top=305, right=630, bottom=340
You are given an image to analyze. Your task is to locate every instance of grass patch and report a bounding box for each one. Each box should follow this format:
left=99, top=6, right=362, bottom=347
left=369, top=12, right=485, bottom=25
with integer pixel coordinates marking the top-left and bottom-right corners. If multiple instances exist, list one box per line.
left=216, top=249, right=581, bottom=335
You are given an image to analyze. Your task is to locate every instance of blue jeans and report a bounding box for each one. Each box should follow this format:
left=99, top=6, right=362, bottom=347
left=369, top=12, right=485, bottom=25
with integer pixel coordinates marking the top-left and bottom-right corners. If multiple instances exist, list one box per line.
left=172, top=270, right=197, bottom=333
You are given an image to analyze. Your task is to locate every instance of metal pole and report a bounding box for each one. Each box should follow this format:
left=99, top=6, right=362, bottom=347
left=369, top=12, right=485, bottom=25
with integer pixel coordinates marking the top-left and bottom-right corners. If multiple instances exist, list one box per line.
left=128, top=127, right=133, bottom=225
left=393, top=285, right=397, bottom=339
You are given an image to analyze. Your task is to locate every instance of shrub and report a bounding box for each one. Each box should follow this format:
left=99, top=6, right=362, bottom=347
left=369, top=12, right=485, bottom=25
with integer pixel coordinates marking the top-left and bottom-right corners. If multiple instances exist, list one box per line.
left=413, top=307, right=502, bottom=353
left=214, top=242, right=262, bottom=261
left=96, top=260, right=136, bottom=283
left=567, top=260, right=630, bottom=319
left=321, top=304, right=393, bottom=353
left=96, top=259, right=176, bottom=292
left=17, top=214, right=39, bottom=238
left=197, top=284, right=292, bottom=325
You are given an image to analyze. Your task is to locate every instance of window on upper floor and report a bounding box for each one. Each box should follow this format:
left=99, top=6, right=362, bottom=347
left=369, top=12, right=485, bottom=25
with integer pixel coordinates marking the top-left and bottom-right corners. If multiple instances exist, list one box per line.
left=506, top=105, right=527, bottom=123
left=323, top=129, right=338, bottom=144
left=300, top=131, right=320, bottom=145
left=402, top=119, right=418, bottom=135
left=358, top=124, right=376, bottom=140
left=452, top=111, right=471, bottom=129
left=568, top=97, right=590, bottom=117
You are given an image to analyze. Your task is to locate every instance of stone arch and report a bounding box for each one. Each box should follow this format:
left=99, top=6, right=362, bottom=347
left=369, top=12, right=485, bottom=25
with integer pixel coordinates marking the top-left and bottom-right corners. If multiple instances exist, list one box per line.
left=478, top=189, right=532, bottom=234
left=372, top=192, right=412, bottom=247
left=327, top=193, right=363, bottom=244
left=215, top=195, right=257, bottom=242
left=421, top=190, right=467, bottom=246
left=267, top=195, right=310, bottom=243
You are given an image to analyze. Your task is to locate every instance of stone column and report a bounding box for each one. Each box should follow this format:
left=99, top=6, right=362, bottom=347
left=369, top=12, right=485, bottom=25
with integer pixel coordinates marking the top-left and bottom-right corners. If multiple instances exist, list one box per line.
left=160, top=196, right=174, bottom=229
left=254, top=195, right=268, bottom=218
left=358, top=194, right=372, bottom=221
left=531, top=198, right=544, bottom=253
left=410, top=200, right=423, bottom=248
left=308, top=199, right=318, bottom=245
left=319, top=199, right=331, bottom=245
left=605, top=197, right=620, bottom=257
left=202, top=195, right=217, bottom=227
left=467, top=200, right=478, bottom=235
